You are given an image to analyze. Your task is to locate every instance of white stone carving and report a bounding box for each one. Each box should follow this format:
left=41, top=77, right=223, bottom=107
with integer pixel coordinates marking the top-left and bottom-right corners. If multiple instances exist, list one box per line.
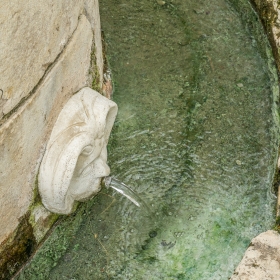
left=39, top=87, right=118, bottom=214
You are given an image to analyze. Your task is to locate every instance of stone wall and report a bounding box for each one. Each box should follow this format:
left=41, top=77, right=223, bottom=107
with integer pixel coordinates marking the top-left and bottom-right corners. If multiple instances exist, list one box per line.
left=251, top=0, right=280, bottom=72
left=0, top=1, right=103, bottom=277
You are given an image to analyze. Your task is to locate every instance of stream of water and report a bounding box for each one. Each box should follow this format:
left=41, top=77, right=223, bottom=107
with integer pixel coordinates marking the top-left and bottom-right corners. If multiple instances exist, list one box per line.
left=16, top=0, right=279, bottom=279
left=104, top=177, right=151, bottom=213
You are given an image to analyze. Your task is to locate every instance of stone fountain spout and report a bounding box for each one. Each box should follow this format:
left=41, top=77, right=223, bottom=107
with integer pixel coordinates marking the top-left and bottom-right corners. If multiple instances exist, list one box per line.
left=39, top=87, right=118, bottom=214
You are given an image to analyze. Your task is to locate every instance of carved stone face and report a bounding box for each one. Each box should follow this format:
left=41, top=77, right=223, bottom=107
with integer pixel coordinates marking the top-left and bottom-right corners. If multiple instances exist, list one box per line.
left=39, top=87, right=118, bottom=214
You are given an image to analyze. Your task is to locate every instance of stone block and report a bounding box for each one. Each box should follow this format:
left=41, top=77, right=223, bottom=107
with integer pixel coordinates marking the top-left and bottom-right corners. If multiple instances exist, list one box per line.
left=230, top=230, right=280, bottom=279
left=0, top=0, right=85, bottom=118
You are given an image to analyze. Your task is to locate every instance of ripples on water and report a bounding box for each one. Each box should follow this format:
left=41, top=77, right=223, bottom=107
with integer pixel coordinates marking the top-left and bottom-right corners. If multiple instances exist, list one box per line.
left=16, top=0, right=279, bottom=279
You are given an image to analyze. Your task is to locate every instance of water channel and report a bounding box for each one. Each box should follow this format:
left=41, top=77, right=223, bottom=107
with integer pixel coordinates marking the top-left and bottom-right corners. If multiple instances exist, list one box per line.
left=16, top=0, right=279, bottom=279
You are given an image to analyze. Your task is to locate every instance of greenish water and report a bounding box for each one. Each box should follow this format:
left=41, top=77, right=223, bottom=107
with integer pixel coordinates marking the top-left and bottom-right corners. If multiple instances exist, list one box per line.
left=16, top=0, right=279, bottom=279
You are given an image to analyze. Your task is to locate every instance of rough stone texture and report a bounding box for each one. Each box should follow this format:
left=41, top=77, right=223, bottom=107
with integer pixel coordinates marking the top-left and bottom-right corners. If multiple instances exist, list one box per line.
left=30, top=205, right=53, bottom=243
left=251, top=0, right=280, bottom=73
left=230, top=230, right=280, bottom=279
left=0, top=0, right=103, bottom=120
left=84, top=0, right=104, bottom=86
left=0, top=14, right=93, bottom=245
left=277, top=184, right=280, bottom=217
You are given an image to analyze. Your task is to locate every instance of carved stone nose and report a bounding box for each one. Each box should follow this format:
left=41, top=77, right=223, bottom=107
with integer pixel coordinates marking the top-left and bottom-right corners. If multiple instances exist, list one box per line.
left=92, top=158, right=110, bottom=178
left=38, top=87, right=118, bottom=214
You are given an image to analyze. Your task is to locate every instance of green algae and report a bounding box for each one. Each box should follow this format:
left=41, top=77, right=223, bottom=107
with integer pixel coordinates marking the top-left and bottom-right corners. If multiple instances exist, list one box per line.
left=0, top=213, right=36, bottom=280
left=14, top=202, right=89, bottom=280
left=90, top=45, right=101, bottom=93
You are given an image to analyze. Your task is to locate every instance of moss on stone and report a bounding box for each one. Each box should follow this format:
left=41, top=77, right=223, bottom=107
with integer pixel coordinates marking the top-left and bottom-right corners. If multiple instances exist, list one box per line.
left=12, top=202, right=90, bottom=280
left=274, top=216, right=280, bottom=232
left=249, top=0, right=280, bottom=75
left=0, top=170, right=61, bottom=278
left=0, top=213, right=37, bottom=279
left=90, top=43, right=101, bottom=92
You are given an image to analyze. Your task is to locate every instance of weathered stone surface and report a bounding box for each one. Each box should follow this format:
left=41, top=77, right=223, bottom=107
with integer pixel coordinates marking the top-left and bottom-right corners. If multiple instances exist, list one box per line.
left=0, top=14, right=93, bottom=245
left=30, top=204, right=53, bottom=243
left=252, top=0, right=280, bottom=72
left=230, top=230, right=280, bottom=280
left=0, top=0, right=86, bottom=119
left=84, top=0, right=104, bottom=86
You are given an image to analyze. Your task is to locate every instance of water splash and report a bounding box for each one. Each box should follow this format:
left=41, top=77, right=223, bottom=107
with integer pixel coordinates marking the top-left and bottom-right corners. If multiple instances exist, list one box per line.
left=103, top=176, right=151, bottom=214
